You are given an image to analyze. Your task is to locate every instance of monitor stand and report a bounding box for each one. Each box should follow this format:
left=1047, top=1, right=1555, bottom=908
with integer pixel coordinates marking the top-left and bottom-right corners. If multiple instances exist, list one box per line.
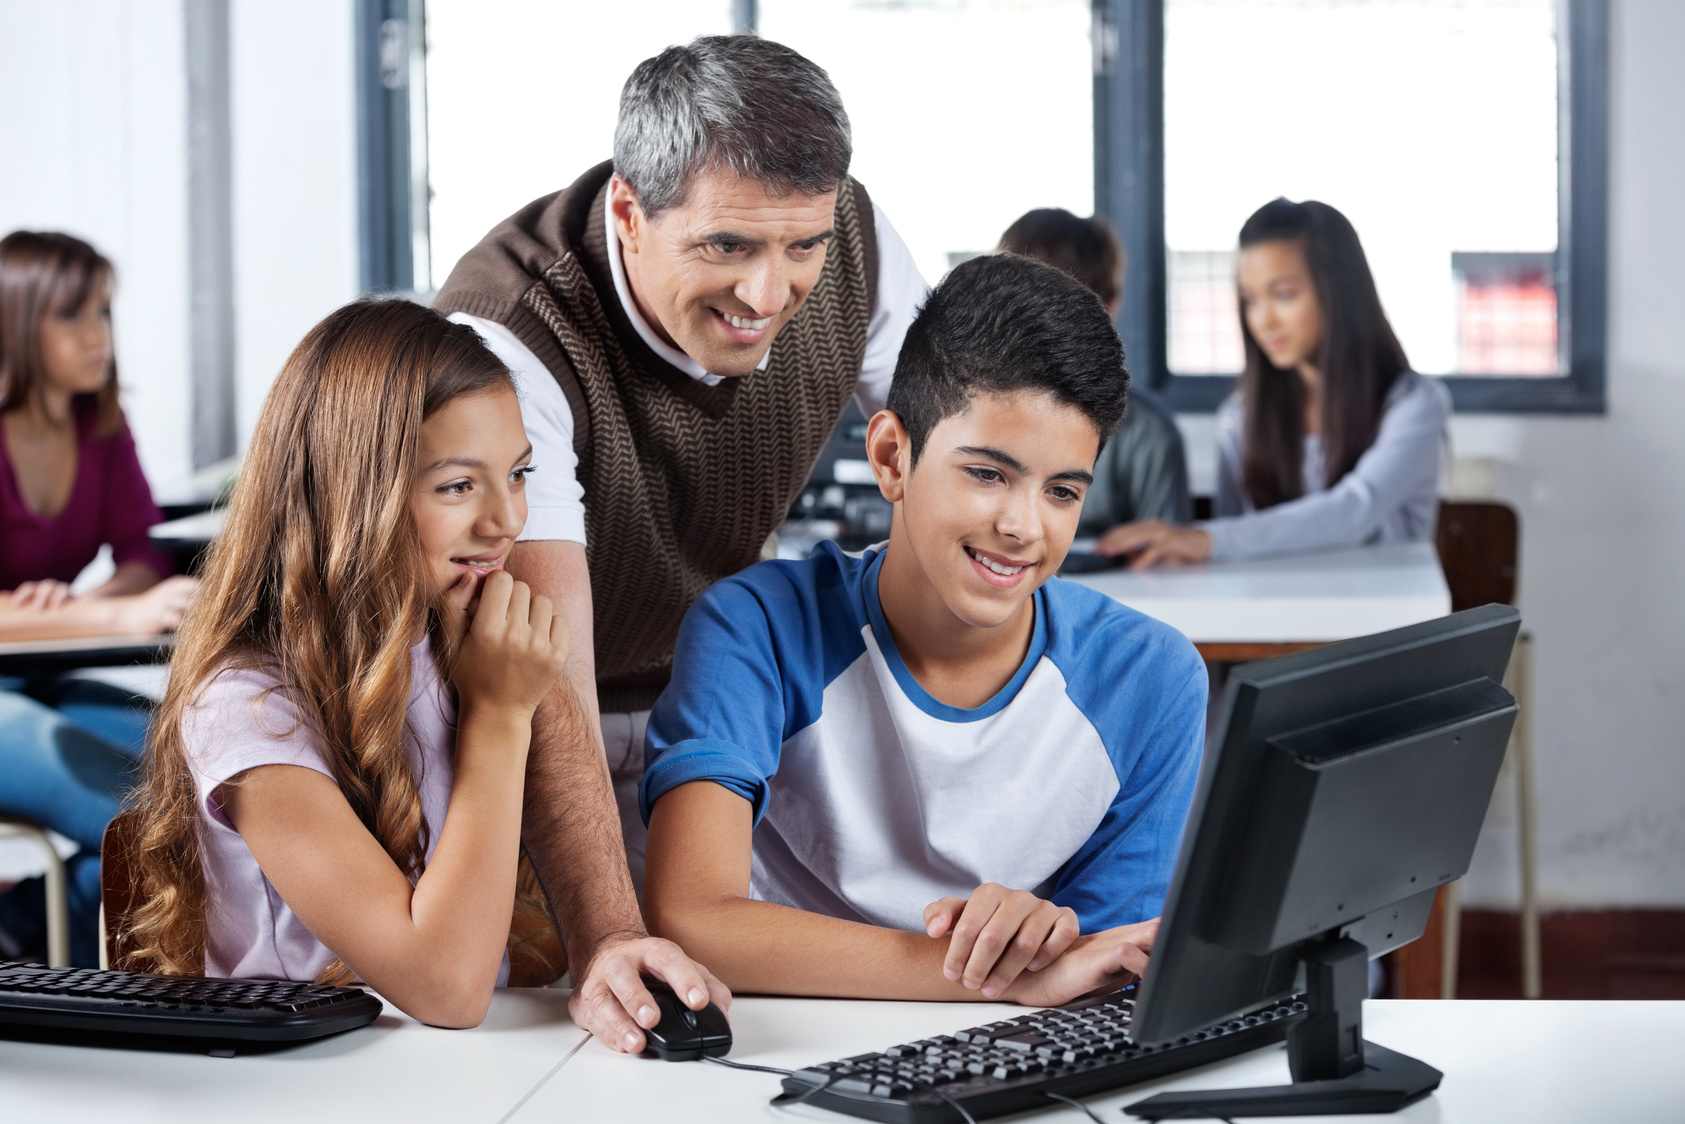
left=1125, top=938, right=1442, bottom=1118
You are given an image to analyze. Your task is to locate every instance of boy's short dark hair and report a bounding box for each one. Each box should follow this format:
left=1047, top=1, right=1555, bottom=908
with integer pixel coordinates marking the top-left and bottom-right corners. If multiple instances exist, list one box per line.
left=997, top=208, right=1124, bottom=307
left=887, top=253, right=1129, bottom=463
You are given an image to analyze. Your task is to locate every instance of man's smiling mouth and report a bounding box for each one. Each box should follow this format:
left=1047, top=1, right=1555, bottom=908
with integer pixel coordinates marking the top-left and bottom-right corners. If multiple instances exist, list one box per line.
left=711, top=307, right=773, bottom=332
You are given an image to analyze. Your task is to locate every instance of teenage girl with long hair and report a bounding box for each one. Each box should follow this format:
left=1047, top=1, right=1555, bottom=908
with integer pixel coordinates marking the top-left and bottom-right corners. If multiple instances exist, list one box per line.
left=0, top=231, right=197, bottom=965
left=124, top=299, right=572, bottom=1027
left=1097, top=198, right=1449, bottom=568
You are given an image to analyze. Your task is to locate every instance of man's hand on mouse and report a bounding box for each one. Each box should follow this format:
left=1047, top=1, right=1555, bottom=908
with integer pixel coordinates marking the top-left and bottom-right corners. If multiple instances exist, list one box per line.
left=569, top=932, right=731, bottom=1053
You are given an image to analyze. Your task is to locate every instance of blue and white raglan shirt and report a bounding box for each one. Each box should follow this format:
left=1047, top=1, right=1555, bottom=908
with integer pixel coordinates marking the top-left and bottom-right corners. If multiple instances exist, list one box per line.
left=639, top=542, right=1208, bottom=935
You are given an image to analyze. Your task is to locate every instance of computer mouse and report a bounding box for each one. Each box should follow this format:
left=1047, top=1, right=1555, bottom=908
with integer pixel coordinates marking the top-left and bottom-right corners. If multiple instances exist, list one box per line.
left=637, top=976, right=732, bottom=1061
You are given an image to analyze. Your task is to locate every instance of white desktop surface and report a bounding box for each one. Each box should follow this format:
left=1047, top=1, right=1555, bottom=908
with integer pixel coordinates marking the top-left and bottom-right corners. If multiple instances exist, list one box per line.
left=515, top=997, right=1685, bottom=1124
left=1064, top=541, right=1452, bottom=644
left=147, top=507, right=227, bottom=547
left=6, top=994, right=1682, bottom=1123
left=0, top=988, right=585, bottom=1124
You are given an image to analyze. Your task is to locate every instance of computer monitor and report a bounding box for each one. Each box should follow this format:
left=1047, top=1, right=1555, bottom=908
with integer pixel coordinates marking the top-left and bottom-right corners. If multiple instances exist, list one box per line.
left=1127, top=603, right=1521, bottom=1118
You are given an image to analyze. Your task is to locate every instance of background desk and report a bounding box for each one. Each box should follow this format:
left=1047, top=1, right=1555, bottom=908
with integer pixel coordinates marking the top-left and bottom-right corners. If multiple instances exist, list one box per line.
left=1065, top=541, right=1452, bottom=662
left=0, top=633, right=172, bottom=679
left=6, top=993, right=1681, bottom=1123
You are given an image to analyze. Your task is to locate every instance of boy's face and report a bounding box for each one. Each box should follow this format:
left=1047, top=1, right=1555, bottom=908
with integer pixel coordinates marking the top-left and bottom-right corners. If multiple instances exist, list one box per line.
left=870, top=390, right=1100, bottom=630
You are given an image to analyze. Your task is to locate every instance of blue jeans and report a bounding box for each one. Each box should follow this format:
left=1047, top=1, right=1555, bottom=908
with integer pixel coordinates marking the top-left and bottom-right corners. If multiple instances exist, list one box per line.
left=0, top=679, right=151, bottom=967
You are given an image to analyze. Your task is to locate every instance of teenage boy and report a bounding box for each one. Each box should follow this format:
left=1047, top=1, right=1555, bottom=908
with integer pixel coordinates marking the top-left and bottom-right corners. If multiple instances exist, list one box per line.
left=640, top=255, right=1206, bottom=1006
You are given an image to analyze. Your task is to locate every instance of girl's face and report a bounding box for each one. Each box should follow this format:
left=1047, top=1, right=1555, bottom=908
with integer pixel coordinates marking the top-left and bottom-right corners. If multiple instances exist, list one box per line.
left=39, top=276, right=114, bottom=396
left=410, top=385, right=533, bottom=598
left=1237, top=240, right=1323, bottom=373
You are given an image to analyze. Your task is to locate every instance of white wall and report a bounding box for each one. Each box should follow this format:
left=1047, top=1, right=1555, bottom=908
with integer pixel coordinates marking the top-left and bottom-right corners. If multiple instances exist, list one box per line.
left=0, top=1, right=360, bottom=489
left=0, top=0, right=193, bottom=487
left=1453, top=0, right=1685, bottom=909
left=1179, top=0, right=1685, bottom=911
left=228, top=0, right=360, bottom=442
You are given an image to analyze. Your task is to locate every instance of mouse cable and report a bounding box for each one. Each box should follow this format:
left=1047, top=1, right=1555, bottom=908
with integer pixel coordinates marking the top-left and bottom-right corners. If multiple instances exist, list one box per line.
left=770, top=1071, right=845, bottom=1109
left=698, top=1053, right=848, bottom=1113
left=1042, top=1090, right=1108, bottom=1123
left=699, top=1055, right=796, bottom=1076
left=759, top=1066, right=979, bottom=1124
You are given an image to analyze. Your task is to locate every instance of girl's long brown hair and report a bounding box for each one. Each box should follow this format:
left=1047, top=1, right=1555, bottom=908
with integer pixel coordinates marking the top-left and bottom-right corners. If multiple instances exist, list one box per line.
left=0, top=230, right=123, bottom=436
left=125, top=299, right=561, bottom=982
left=1236, top=199, right=1410, bottom=510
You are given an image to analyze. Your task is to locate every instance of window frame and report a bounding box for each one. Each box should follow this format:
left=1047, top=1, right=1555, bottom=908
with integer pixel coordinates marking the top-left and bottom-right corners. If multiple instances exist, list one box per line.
left=355, top=0, right=431, bottom=295
left=1092, top=0, right=1608, bottom=414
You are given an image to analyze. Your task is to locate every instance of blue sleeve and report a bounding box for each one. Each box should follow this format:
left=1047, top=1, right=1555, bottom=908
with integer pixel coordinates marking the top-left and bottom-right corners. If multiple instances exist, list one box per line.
left=639, top=555, right=862, bottom=827
left=639, top=577, right=787, bottom=825
left=1050, top=658, right=1207, bottom=930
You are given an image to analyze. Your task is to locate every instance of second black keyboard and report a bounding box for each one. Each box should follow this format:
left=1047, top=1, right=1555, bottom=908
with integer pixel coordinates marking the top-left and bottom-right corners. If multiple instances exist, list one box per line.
left=781, top=991, right=1306, bottom=1123
left=0, top=960, right=384, bottom=1043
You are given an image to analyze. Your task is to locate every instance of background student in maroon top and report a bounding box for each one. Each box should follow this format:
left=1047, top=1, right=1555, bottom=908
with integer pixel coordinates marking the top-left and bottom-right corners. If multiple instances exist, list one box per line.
left=0, top=231, right=197, bottom=965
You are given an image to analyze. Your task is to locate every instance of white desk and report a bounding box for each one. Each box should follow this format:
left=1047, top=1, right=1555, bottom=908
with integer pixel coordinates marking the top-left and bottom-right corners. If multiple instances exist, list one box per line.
left=516, top=996, right=1685, bottom=1124
left=0, top=988, right=586, bottom=1124
left=0, top=632, right=173, bottom=677
left=1066, top=541, right=1451, bottom=660
left=147, top=508, right=227, bottom=550
left=7, top=994, right=1681, bottom=1123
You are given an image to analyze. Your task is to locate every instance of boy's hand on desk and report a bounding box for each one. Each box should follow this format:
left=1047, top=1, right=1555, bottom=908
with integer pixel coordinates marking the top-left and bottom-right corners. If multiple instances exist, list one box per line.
left=1000, top=918, right=1159, bottom=1008
left=570, top=933, right=731, bottom=1054
left=925, top=885, right=1081, bottom=999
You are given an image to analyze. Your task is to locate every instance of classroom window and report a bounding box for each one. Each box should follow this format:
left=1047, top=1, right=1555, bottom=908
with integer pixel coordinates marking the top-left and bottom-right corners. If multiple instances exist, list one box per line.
left=417, top=0, right=1093, bottom=294
left=421, top=0, right=734, bottom=292
left=757, top=0, right=1094, bottom=285
left=1097, top=0, right=1608, bottom=413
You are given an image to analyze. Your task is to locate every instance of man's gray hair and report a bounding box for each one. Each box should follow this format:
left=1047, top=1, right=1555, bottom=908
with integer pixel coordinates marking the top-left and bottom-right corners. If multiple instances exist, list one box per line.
left=613, top=35, right=852, bottom=218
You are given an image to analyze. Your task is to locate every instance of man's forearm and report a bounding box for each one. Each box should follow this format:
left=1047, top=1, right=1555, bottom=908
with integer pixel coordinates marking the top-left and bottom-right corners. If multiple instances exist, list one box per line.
left=508, top=539, right=646, bottom=970
left=520, top=667, right=646, bottom=969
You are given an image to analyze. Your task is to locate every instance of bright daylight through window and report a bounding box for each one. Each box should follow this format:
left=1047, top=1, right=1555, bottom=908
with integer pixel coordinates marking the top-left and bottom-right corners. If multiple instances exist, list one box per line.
left=425, top=0, right=1094, bottom=295
left=1164, top=0, right=1560, bottom=379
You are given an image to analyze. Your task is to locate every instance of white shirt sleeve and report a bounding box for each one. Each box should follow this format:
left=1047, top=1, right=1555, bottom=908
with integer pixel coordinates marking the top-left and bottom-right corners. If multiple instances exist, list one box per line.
left=447, top=312, right=588, bottom=546
left=855, top=204, right=928, bottom=416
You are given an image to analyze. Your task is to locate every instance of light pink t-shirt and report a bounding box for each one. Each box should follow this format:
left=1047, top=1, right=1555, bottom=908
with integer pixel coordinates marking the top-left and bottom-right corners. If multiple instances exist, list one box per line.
left=182, top=638, right=509, bottom=984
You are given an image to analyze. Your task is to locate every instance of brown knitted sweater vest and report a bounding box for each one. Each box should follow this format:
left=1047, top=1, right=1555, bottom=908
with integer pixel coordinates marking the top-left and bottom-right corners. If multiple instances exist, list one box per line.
left=435, top=161, right=878, bottom=712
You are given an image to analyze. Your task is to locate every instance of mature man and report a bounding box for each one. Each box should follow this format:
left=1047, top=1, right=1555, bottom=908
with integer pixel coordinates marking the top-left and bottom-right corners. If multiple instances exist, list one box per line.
left=434, top=36, right=925, bottom=1051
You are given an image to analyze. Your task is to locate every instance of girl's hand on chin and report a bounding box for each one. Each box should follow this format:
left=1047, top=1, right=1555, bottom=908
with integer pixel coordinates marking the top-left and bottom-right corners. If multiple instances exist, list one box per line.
left=443, top=569, right=570, bottom=718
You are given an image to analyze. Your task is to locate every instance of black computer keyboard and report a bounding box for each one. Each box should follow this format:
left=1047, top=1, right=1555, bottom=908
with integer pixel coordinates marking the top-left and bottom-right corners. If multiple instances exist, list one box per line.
left=0, top=960, right=383, bottom=1043
left=781, top=991, right=1306, bottom=1123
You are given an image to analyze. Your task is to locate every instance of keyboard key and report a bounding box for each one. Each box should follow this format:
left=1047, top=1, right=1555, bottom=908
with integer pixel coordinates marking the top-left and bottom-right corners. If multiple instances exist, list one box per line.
left=996, top=1031, right=1051, bottom=1052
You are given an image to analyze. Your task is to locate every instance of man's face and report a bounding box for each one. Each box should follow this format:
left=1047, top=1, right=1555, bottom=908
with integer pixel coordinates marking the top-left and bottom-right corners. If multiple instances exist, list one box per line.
left=871, top=390, right=1101, bottom=632
left=611, top=169, right=836, bottom=377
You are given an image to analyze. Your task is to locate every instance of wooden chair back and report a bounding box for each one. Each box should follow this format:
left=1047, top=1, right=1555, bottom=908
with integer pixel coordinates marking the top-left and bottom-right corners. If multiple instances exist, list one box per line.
left=1389, top=501, right=1523, bottom=998
left=1436, top=501, right=1519, bottom=610
left=100, top=808, right=143, bottom=971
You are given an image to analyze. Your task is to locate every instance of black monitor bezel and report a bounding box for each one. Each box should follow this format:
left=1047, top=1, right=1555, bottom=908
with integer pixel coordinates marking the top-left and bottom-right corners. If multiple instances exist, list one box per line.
left=1132, top=604, right=1521, bottom=1046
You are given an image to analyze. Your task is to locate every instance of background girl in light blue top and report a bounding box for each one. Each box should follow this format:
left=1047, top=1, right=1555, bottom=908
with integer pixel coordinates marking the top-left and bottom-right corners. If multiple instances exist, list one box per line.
left=1098, top=198, right=1449, bottom=568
